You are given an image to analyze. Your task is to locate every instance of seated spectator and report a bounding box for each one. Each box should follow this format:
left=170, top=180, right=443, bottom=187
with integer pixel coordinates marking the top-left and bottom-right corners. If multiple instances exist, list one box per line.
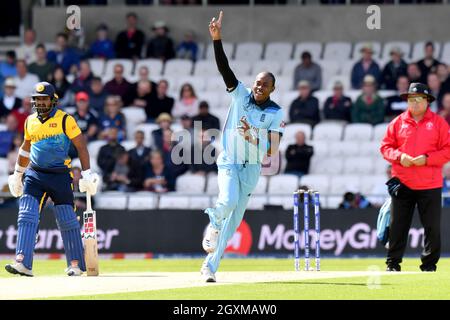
left=98, top=95, right=127, bottom=142
left=146, top=79, right=174, bottom=122
left=15, top=29, right=37, bottom=65
left=323, top=80, right=352, bottom=122
left=146, top=21, right=175, bottom=62
left=427, top=72, right=443, bottom=112
left=130, top=80, right=154, bottom=110
left=179, top=114, right=194, bottom=147
left=407, top=62, right=422, bottom=83
left=28, top=44, right=55, bottom=82
left=0, top=114, right=19, bottom=157
left=97, top=127, right=126, bottom=185
left=88, top=24, right=115, bottom=59
left=385, top=75, right=409, bottom=120
left=368, top=165, right=391, bottom=208
left=192, top=101, right=220, bottom=131
left=143, top=150, right=175, bottom=193
left=88, top=76, right=108, bottom=116
left=172, top=83, right=200, bottom=120
left=131, top=65, right=157, bottom=96
left=128, top=130, right=151, bottom=191
left=351, top=75, right=385, bottom=125
left=292, top=51, right=322, bottom=91
left=190, top=129, right=217, bottom=175
left=114, top=12, right=145, bottom=59
left=438, top=93, right=450, bottom=125
left=442, top=162, right=450, bottom=208
left=13, top=60, right=39, bottom=99
left=104, top=63, right=132, bottom=105
left=11, top=95, right=32, bottom=133
left=381, top=47, right=407, bottom=90
left=73, top=92, right=99, bottom=142
left=7, top=133, right=23, bottom=174
left=0, top=78, right=22, bottom=120
left=339, top=191, right=372, bottom=209
left=416, top=41, right=441, bottom=83
left=70, top=60, right=94, bottom=94
left=105, top=151, right=131, bottom=192
left=152, top=112, right=173, bottom=150
left=351, top=44, right=381, bottom=89
left=176, top=30, right=199, bottom=62
left=0, top=51, right=17, bottom=87
left=284, top=131, right=314, bottom=178
left=437, top=63, right=450, bottom=93
left=289, top=80, right=320, bottom=126
left=47, top=32, right=80, bottom=74
left=50, top=66, right=71, bottom=106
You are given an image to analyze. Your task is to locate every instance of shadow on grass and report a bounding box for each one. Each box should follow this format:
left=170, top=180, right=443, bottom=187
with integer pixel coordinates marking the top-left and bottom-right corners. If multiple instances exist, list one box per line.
left=99, top=275, right=167, bottom=278
left=261, top=281, right=391, bottom=287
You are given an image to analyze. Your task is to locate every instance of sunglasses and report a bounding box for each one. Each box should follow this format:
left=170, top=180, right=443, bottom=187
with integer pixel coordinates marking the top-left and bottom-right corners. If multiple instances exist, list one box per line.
left=407, top=96, right=426, bottom=103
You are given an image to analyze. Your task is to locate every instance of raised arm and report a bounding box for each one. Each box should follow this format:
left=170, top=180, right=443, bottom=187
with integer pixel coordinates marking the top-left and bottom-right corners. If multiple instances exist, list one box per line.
left=209, top=11, right=238, bottom=91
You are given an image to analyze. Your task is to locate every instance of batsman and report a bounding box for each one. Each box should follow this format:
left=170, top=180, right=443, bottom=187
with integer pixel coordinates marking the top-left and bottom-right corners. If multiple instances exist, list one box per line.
left=201, top=11, right=284, bottom=282
left=5, top=82, right=99, bottom=277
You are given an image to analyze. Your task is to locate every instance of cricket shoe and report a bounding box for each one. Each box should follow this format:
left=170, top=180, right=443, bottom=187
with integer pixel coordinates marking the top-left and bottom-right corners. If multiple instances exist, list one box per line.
left=202, top=224, right=220, bottom=254
left=66, top=266, right=83, bottom=276
left=5, top=262, right=33, bottom=277
left=200, top=264, right=216, bottom=283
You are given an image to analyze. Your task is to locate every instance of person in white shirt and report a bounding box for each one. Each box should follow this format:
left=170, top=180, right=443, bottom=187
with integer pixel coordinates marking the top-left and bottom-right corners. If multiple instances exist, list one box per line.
left=0, top=78, right=22, bottom=119
left=15, top=29, right=37, bottom=65
left=13, top=60, right=39, bottom=99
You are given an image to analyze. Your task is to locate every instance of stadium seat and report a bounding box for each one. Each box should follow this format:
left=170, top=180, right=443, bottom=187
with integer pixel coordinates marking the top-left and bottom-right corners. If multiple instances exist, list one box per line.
left=134, top=123, right=159, bottom=147
left=87, top=140, right=107, bottom=161
left=0, top=175, right=8, bottom=192
left=280, top=91, right=299, bottom=111
left=205, top=42, right=234, bottom=60
left=441, top=41, right=450, bottom=65
left=326, top=75, right=351, bottom=90
left=283, top=123, right=312, bottom=143
left=329, top=175, right=361, bottom=196
left=373, top=123, right=389, bottom=142
left=176, top=174, right=206, bottom=194
left=158, top=194, right=190, bottom=209
left=197, top=91, right=222, bottom=109
left=359, top=175, right=387, bottom=197
left=323, top=42, right=352, bottom=61
left=122, top=106, right=147, bottom=138
left=352, top=41, right=381, bottom=59
left=267, top=195, right=294, bottom=209
left=267, top=174, right=299, bottom=195
left=264, top=42, right=293, bottom=61
left=411, top=41, right=441, bottom=62
left=127, top=192, right=158, bottom=210
left=275, top=76, right=293, bottom=92
left=381, top=41, right=411, bottom=61
left=88, top=58, right=105, bottom=77
left=121, top=140, right=136, bottom=151
left=104, top=59, right=134, bottom=80
left=339, top=59, right=358, bottom=77
left=204, top=76, right=226, bottom=92
left=343, top=156, right=374, bottom=174
left=175, top=76, right=207, bottom=93
left=193, top=60, right=217, bottom=76
left=247, top=195, right=268, bottom=210
left=359, top=141, right=382, bottom=157
left=0, top=158, right=9, bottom=176
left=312, top=122, right=344, bottom=141
left=163, top=59, right=193, bottom=76
left=312, top=90, right=331, bottom=110
left=196, top=42, right=206, bottom=60
left=299, top=174, right=330, bottom=195
left=293, top=42, right=322, bottom=61
left=252, top=60, right=282, bottom=76
left=188, top=195, right=211, bottom=209
left=206, top=174, right=218, bottom=195
left=94, top=191, right=127, bottom=210
left=229, top=60, right=253, bottom=78
left=325, top=196, right=342, bottom=209
left=280, top=60, right=300, bottom=80
left=134, top=59, right=164, bottom=77
left=309, top=141, right=328, bottom=157
left=253, top=176, right=268, bottom=194
left=374, top=157, right=390, bottom=174
left=343, top=123, right=374, bottom=141
left=234, top=42, right=263, bottom=61
left=328, top=141, right=360, bottom=157
left=309, top=156, right=344, bottom=175
left=318, top=59, right=341, bottom=78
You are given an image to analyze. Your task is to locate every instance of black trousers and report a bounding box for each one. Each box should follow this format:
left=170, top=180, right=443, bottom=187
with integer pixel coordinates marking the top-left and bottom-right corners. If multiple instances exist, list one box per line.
left=387, top=186, right=441, bottom=270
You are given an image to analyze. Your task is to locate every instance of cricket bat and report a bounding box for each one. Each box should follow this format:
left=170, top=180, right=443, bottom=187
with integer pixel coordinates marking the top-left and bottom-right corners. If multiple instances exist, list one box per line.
left=83, top=192, right=99, bottom=276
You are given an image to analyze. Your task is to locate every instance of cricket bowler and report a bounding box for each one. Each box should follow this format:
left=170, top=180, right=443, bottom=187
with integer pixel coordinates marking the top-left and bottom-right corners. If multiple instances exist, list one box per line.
left=201, top=11, right=285, bottom=282
left=5, top=81, right=99, bottom=277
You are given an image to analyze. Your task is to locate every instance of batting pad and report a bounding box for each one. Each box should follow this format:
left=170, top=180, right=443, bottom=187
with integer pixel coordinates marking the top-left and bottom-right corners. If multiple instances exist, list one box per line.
left=16, top=195, right=40, bottom=270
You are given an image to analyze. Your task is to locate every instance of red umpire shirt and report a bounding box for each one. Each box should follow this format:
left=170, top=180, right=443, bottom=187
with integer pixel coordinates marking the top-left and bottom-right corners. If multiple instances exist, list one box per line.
left=381, top=107, right=450, bottom=189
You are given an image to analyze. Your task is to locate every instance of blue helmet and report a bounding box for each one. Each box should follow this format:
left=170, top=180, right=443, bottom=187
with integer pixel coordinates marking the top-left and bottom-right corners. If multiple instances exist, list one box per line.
left=31, top=82, right=58, bottom=116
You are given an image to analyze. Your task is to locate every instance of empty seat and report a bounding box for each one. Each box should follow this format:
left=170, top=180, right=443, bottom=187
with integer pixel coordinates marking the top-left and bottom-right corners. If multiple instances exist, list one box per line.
left=441, top=41, right=450, bottom=65
left=352, top=41, right=381, bottom=59
left=318, top=59, right=340, bottom=77
left=411, top=41, right=441, bottom=62
left=176, top=174, right=206, bottom=194
left=312, top=122, right=344, bottom=141
left=252, top=60, right=282, bottom=76
left=253, top=176, right=268, bottom=194
left=0, top=158, right=9, bottom=176
left=329, top=175, right=361, bottom=196
left=293, top=42, right=322, bottom=61
left=163, top=59, right=193, bottom=76
left=283, top=123, right=312, bottom=143
left=343, top=156, right=374, bottom=174
left=229, top=60, right=252, bottom=77
left=280, top=60, right=300, bottom=79
left=188, top=195, right=211, bottom=209
left=323, top=42, right=352, bottom=61
left=127, top=192, right=158, bottom=210
left=264, top=42, right=293, bottom=61
left=309, top=140, right=328, bottom=157
left=134, top=123, right=160, bottom=147
left=176, top=76, right=206, bottom=93
left=247, top=195, right=268, bottom=210
left=267, top=195, right=295, bottom=209
left=87, top=140, right=107, bottom=161
left=205, top=42, right=234, bottom=60
left=88, top=58, right=105, bottom=77
left=299, top=174, right=330, bottom=195
left=94, top=192, right=127, bottom=209
left=374, top=157, right=390, bottom=174
left=309, top=156, right=344, bottom=175
left=267, top=174, right=299, bottom=195
left=206, top=174, right=218, bottom=195
left=193, top=60, right=217, bottom=76
left=359, top=141, right=381, bottom=157
left=158, top=194, right=190, bottom=209
left=325, top=196, right=343, bottom=209
left=198, top=91, right=222, bottom=109
left=312, top=90, right=332, bottom=110
left=381, top=41, right=411, bottom=61
left=326, top=75, right=351, bottom=90
left=234, top=42, right=263, bottom=61
left=343, top=123, right=374, bottom=141
left=373, top=123, right=389, bottom=142
left=359, top=174, right=387, bottom=197
left=104, top=59, right=134, bottom=80
left=122, top=106, right=147, bottom=138
left=328, top=141, right=360, bottom=157
left=204, top=76, right=227, bottom=92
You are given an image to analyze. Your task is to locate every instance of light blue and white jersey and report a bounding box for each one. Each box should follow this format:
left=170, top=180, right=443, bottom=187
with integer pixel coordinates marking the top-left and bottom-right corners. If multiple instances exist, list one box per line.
left=220, top=81, right=284, bottom=165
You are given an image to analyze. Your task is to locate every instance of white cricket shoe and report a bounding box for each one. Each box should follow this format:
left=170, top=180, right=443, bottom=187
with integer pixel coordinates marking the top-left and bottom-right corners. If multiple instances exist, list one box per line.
left=200, top=263, right=216, bottom=283
left=5, top=262, right=33, bottom=277
left=202, top=224, right=220, bottom=253
left=66, top=266, right=83, bottom=276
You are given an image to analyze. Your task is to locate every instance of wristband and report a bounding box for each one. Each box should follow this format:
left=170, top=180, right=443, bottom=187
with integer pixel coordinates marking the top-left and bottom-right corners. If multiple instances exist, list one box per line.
left=15, top=164, right=26, bottom=174
left=18, top=148, right=30, bottom=158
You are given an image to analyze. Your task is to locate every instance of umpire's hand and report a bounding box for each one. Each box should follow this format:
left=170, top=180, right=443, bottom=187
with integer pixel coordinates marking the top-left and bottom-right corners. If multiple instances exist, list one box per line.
left=400, top=153, right=414, bottom=167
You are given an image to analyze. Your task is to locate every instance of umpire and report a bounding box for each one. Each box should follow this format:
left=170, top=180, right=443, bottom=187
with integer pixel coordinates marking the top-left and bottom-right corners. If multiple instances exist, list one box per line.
left=381, top=83, right=450, bottom=272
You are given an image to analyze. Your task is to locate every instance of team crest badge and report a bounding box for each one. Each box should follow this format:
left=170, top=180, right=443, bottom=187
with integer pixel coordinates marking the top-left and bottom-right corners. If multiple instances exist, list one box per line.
left=36, top=83, right=45, bottom=92
left=260, top=114, right=266, bottom=122
left=426, top=122, right=434, bottom=130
